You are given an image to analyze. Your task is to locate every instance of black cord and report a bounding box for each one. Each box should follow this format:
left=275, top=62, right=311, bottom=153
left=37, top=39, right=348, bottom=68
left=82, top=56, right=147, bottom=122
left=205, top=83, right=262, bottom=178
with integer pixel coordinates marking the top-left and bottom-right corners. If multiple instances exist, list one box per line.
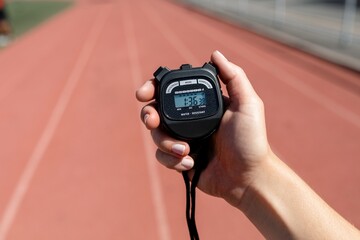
left=183, top=170, right=201, bottom=240
left=191, top=169, right=201, bottom=240
left=182, top=138, right=211, bottom=240
left=183, top=171, right=192, bottom=239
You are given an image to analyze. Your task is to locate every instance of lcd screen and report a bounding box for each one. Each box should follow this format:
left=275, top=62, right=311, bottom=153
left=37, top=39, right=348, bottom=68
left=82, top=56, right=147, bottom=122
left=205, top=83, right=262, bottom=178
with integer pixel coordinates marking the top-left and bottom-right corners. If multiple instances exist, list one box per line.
left=174, top=92, right=206, bottom=108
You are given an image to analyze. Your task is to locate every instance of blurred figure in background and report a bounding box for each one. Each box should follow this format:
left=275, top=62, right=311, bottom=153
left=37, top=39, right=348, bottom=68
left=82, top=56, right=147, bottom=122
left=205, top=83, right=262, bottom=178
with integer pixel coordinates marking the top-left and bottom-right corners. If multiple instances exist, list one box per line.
left=0, top=0, right=11, bottom=47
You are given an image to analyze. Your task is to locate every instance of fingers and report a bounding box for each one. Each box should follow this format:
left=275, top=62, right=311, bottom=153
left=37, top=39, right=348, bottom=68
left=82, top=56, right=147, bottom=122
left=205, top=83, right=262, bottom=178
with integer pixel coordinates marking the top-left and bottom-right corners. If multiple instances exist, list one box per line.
left=211, top=51, right=259, bottom=105
left=139, top=92, right=194, bottom=171
left=151, top=129, right=190, bottom=156
left=141, top=103, right=160, bottom=130
left=136, top=79, right=156, bottom=102
left=140, top=103, right=194, bottom=171
left=151, top=129, right=194, bottom=171
left=156, top=149, right=195, bottom=171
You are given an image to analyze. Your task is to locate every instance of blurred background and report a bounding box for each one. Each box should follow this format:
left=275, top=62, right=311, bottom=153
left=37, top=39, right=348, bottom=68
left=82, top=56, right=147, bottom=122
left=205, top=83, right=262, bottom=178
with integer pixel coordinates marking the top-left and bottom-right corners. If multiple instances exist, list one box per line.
left=0, top=0, right=71, bottom=46
left=0, top=0, right=359, bottom=239
left=179, top=0, right=360, bottom=71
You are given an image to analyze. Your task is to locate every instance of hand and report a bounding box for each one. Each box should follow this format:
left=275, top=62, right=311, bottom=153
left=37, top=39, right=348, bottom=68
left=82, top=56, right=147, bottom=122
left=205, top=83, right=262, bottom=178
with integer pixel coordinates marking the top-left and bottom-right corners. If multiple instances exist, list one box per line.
left=136, top=51, right=272, bottom=207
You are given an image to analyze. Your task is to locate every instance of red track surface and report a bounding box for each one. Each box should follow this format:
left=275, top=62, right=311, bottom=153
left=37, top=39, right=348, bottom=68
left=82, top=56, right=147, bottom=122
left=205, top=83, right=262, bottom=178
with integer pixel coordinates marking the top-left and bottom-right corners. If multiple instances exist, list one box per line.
left=0, top=0, right=359, bottom=239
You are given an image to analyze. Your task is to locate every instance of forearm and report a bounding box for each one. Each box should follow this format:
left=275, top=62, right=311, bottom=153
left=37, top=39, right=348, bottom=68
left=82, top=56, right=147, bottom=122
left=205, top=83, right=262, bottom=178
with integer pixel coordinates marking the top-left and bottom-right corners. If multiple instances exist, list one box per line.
left=237, top=152, right=360, bottom=240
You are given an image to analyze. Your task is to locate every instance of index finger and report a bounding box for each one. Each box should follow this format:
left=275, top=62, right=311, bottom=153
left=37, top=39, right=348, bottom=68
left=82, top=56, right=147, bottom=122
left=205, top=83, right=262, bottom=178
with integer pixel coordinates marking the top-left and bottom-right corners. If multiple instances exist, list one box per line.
left=135, top=79, right=157, bottom=102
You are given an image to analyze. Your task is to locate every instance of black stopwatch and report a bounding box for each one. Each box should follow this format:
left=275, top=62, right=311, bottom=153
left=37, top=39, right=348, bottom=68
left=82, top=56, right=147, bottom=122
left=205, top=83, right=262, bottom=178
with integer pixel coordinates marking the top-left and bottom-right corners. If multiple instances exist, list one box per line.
left=154, top=62, right=223, bottom=141
left=154, top=62, right=224, bottom=239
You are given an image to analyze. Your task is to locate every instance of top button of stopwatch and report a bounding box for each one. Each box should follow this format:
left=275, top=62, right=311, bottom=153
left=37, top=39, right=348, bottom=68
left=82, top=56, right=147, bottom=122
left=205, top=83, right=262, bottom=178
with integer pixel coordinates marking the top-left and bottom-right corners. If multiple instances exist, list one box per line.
left=154, top=66, right=170, bottom=82
left=180, top=64, right=192, bottom=70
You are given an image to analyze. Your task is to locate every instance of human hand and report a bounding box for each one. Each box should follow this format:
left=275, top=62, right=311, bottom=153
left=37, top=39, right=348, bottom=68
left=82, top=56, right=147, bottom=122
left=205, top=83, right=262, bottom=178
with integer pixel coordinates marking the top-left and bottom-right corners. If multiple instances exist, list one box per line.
left=136, top=51, right=272, bottom=207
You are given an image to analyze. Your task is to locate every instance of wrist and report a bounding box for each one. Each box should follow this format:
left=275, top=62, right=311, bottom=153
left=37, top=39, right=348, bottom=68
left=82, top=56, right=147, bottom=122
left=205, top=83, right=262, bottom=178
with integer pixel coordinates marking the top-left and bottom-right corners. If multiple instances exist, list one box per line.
left=234, top=152, right=298, bottom=239
left=221, top=149, right=277, bottom=210
left=235, top=151, right=279, bottom=212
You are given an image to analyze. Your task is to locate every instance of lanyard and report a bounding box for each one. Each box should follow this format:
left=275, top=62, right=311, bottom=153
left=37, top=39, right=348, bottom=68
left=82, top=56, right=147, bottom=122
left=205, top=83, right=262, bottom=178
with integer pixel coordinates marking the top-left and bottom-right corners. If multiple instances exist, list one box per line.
left=182, top=139, right=211, bottom=240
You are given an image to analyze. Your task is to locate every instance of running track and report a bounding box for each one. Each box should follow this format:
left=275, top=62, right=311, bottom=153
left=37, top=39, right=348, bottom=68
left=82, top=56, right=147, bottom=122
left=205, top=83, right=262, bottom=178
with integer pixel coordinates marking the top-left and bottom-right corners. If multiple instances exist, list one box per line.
left=0, top=0, right=359, bottom=239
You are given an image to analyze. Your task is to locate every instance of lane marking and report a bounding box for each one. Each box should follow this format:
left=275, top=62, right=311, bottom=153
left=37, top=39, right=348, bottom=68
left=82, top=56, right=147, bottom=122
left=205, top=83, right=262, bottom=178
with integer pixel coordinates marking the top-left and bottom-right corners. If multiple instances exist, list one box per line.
left=121, top=3, right=172, bottom=240
left=139, top=2, right=198, bottom=64
left=0, top=7, right=110, bottom=240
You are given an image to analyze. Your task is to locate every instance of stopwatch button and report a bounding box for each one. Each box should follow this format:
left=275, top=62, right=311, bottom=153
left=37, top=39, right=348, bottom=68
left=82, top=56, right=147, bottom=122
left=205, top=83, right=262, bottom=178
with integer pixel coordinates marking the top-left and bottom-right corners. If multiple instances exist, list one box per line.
left=180, top=64, right=192, bottom=70
left=202, top=62, right=217, bottom=74
left=153, top=66, right=170, bottom=82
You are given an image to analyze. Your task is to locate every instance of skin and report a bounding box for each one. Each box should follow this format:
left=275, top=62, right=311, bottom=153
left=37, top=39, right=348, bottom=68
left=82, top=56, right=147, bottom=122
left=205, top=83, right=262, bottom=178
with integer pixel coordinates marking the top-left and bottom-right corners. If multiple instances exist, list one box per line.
left=136, top=51, right=360, bottom=239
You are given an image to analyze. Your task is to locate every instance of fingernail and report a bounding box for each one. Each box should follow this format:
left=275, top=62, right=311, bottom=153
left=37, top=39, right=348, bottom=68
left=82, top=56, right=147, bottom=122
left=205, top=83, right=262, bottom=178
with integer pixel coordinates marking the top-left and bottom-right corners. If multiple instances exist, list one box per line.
left=172, top=144, right=186, bottom=156
left=144, top=114, right=150, bottom=124
left=215, top=50, right=226, bottom=59
left=181, top=157, right=194, bottom=169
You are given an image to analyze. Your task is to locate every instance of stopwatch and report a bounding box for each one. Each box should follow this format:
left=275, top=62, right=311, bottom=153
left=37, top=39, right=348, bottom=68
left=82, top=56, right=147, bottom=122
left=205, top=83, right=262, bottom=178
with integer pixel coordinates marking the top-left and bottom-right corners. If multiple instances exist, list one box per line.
left=154, top=62, right=224, bottom=141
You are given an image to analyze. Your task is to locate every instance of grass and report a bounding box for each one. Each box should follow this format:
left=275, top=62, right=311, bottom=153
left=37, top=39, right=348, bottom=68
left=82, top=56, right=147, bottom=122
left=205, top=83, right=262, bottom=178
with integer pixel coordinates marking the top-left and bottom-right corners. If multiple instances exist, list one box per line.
left=6, top=1, right=72, bottom=38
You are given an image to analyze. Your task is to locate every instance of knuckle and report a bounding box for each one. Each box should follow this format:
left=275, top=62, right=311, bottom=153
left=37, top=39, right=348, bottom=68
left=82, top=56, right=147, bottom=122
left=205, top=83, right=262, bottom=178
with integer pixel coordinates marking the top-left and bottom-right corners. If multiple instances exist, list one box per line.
left=151, top=129, right=160, bottom=144
left=235, top=66, right=246, bottom=77
left=151, top=130, right=172, bottom=153
left=257, top=97, right=265, bottom=111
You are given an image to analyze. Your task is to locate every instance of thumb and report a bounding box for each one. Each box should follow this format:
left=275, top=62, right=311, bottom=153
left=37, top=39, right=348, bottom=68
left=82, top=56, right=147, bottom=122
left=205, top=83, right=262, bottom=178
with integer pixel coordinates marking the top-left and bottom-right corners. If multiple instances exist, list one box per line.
left=211, top=51, right=258, bottom=105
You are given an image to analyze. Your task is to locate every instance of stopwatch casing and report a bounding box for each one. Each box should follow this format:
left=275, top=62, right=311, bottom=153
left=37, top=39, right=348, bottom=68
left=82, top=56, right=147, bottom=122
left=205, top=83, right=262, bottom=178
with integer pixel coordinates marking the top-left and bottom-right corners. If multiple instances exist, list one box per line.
left=154, top=63, right=223, bottom=141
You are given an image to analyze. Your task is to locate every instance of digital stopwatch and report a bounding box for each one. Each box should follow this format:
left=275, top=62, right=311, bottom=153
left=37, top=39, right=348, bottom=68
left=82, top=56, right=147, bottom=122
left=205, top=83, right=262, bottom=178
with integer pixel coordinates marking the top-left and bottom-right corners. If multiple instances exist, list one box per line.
left=154, top=62, right=224, bottom=239
left=154, top=62, right=224, bottom=141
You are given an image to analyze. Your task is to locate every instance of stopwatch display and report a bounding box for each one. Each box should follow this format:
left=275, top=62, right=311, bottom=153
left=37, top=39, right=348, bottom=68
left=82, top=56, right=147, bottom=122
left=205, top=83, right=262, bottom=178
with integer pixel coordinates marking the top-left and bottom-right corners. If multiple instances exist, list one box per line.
left=174, top=91, right=206, bottom=108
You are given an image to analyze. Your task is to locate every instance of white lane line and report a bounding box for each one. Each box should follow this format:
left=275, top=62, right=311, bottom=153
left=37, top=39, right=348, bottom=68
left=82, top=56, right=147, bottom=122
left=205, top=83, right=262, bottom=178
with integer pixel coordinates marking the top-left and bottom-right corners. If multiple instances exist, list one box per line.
left=139, top=3, right=198, bottom=65
left=0, top=7, right=109, bottom=240
left=121, top=4, right=172, bottom=240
